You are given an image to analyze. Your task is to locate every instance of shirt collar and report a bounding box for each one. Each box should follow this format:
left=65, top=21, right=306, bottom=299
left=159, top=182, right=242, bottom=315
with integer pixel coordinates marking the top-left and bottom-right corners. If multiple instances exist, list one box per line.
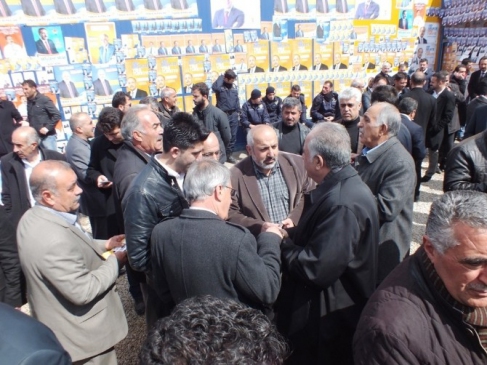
left=22, top=150, right=42, bottom=167
left=252, top=159, right=280, bottom=178
left=38, top=204, right=78, bottom=226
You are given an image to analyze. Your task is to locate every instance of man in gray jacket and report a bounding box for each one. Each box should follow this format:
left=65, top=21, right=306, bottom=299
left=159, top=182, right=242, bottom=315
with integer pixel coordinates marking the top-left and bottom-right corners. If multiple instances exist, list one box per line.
left=355, top=102, right=416, bottom=282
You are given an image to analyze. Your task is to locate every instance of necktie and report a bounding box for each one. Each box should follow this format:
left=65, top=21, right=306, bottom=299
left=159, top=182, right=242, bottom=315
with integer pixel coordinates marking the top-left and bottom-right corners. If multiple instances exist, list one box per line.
left=152, top=0, right=159, bottom=9
left=45, top=40, right=51, bottom=54
left=124, top=0, right=131, bottom=11
left=180, top=0, right=185, bottom=8
left=281, top=0, right=286, bottom=12
left=302, top=0, right=307, bottom=12
left=224, top=11, right=229, bottom=26
left=32, top=0, right=42, bottom=16
left=95, top=0, right=103, bottom=12
left=0, top=2, right=7, bottom=16
left=102, top=80, right=108, bottom=95
left=67, top=82, right=75, bottom=98
left=364, top=5, right=368, bottom=16
left=63, top=0, right=72, bottom=14
left=482, top=72, right=486, bottom=78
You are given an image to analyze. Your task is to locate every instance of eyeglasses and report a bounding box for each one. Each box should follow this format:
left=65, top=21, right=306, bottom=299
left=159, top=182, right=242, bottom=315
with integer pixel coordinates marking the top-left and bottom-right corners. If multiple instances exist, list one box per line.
left=224, top=186, right=236, bottom=197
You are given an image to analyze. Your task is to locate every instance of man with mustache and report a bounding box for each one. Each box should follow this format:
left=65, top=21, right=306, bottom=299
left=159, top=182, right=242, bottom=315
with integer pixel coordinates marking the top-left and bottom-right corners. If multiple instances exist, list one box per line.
left=228, top=125, right=312, bottom=237
left=355, top=190, right=487, bottom=364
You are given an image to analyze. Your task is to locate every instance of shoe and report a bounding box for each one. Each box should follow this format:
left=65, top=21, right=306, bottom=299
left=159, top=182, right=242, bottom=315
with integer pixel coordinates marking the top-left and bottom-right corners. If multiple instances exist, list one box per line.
left=414, top=194, right=420, bottom=202
left=226, top=156, right=236, bottom=164
left=435, top=167, right=441, bottom=174
left=421, top=175, right=432, bottom=182
left=134, top=297, right=145, bottom=316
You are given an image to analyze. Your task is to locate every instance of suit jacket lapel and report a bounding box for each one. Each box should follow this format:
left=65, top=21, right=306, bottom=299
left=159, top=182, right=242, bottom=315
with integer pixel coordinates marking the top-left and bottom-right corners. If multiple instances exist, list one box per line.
left=11, top=158, right=30, bottom=204
left=279, top=154, right=298, bottom=211
left=240, top=158, right=271, bottom=222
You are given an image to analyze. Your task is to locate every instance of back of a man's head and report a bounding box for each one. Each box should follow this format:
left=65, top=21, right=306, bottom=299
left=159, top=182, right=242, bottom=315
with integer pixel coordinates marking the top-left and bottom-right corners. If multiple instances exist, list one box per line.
left=140, top=295, right=289, bottom=365
left=371, top=85, right=398, bottom=105
left=477, top=79, right=487, bottom=97
left=410, top=71, right=426, bottom=87
left=97, top=107, right=124, bottom=133
left=162, top=112, right=209, bottom=153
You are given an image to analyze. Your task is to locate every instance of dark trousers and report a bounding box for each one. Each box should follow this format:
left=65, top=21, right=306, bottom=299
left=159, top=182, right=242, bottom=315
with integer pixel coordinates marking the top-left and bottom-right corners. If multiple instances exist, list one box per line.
left=226, top=111, right=239, bottom=155
left=145, top=275, right=175, bottom=332
left=414, top=158, right=423, bottom=198
left=439, top=131, right=456, bottom=169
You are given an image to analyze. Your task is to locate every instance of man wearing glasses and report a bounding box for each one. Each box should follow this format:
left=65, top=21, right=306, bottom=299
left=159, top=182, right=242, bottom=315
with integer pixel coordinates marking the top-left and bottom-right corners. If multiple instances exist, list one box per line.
left=150, top=159, right=283, bottom=313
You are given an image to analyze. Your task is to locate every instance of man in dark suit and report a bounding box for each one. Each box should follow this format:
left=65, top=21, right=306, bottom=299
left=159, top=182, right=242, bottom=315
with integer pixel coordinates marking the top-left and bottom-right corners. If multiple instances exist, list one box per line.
left=417, top=26, right=427, bottom=44
left=336, top=0, right=348, bottom=12
left=362, top=53, right=375, bottom=70
left=422, top=71, right=456, bottom=182
left=171, top=41, right=181, bottom=55
left=270, top=55, right=287, bottom=72
left=144, top=0, right=162, bottom=10
left=1, top=127, right=65, bottom=228
left=85, top=0, right=106, bottom=12
left=333, top=54, right=347, bottom=69
left=354, top=0, right=379, bottom=19
left=228, top=125, right=312, bottom=237
left=115, top=0, right=134, bottom=11
left=126, top=77, right=148, bottom=99
left=234, top=39, right=243, bottom=52
left=316, top=0, right=328, bottom=13
left=0, top=99, right=22, bottom=158
left=467, top=56, right=487, bottom=100
left=35, top=28, right=58, bottom=54
left=398, top=97, right=426, bottom=201
left=93, top=70, right=113, bottom=96
left=212, top=0, right=244, bottom=29
left=57, top=72, right=79, bottom=99
left=185, top=40, right=195, bottom=54
left=274, top=0, right=288, bottom=12
left=157, top=41, right=168, bottom=55
left=0, top=205, right=21, bottom=307
left=313, top=53, right=328, bottom=70
left=54, top=0, right=76, bottom=14
left=398, top=10, right=409, bottom=29
left=0, top=0, right=12, bottom=17
left=277, top=122, right=379, bottom=364
left=295, top=24, right=304, bottom=37
left=21, top=0, right=45, bottom=16
left=171, top=0, right=188, bottom=9
left=199, top=40, right=208, bottom=53
left=296, top=0, right=309, bottom=13
left=247, top=55, right=264, bottom=73
left=292, top=54, right=308, bottom=71
left=260, top=27, right=270, bottom=40
left=151, top=159, right=283, bottom=313
left=0, top=302, right=71, bottom=363
left=98, top=34, right=115, bottom=63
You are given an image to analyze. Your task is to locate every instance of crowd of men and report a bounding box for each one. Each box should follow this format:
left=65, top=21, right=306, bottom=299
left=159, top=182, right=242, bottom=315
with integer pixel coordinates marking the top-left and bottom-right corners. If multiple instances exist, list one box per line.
left=2, top=55, right=487, bottom=364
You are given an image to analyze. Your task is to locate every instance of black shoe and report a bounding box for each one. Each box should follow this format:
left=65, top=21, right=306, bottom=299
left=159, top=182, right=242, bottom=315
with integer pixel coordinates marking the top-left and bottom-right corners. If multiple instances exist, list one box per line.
left=435, top=167, right=442, bottom=174
left=421, top=175, right=432, bottom=182
left=134, top=297, right=145, bottom=316
left=226, top=156, right=236, bottom=163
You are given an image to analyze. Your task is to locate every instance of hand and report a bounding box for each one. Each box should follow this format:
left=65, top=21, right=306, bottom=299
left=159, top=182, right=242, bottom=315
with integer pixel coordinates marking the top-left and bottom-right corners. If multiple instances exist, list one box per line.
left=97, top=175, right=113, bottom=188
left=261, top=222, right=279, bottom=232
left=39, top=127, right=49, bottom=135
left=264, top=225, right=283, bottom=239
left=281, top=218, right=294, bottom=229
left=279, top=228, right=289, bottom=239
left=114, top=250, right=128, bottom=266
left=105, top=234, right=126, bottom=250
left=351, top=153, right=359, bottom=163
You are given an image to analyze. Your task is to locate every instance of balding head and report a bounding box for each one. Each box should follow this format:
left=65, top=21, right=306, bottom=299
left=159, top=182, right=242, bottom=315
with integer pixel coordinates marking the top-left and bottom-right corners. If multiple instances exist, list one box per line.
left=30, top=160, right=82, bottom=212
left=246, top=125, right=279, bottom=174
left=12, top=126, right=41, bottom=162
left=202, top=132, right=221, bottom=161
left=69, top=112, right=94, bottom=140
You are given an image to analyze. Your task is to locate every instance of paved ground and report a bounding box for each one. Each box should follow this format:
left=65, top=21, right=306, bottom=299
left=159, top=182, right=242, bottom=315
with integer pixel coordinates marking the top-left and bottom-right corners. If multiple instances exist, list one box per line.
left=114, top=159, right=444, bottom=364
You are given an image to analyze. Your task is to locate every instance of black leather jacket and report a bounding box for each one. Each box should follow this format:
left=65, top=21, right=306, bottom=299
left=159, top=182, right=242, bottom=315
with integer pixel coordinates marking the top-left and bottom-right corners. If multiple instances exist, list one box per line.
left=122, top=156, right=188, bottom=272
left=444, top=131, right=487, bottom=193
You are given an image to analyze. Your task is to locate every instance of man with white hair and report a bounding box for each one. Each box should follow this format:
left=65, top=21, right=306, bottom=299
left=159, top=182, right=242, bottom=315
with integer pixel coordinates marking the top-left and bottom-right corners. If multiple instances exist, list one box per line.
left=150, top=159, right=283, bottom=313
left=277, top=122, right=379, bottom=364
left=376, top=62, right=394, bottom=85
left=57, top=71, right=79, bottom=99
left=355, top=102, right=416, bottom=283
left=335, top=87, right=363, bottom=155
left=354, top=190, right=487, bottom=364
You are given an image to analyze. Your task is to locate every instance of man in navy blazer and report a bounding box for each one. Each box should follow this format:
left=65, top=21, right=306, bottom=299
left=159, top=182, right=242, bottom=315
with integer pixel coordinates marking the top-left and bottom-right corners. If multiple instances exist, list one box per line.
left=35, top=28, right=58, bottom=54
left=85, top=0, right=106, bottom=12
left=21, top=0, right=45, bottom=16
left=57, top=72, right=79, bottom=99
left=295, top=0, right=309, bottom=13
left=212, top=0, right=244, bottom=29
left=274, top=0, right=288, bottom=13
left=98, top=34, right=115, bottom=63
left=54, top=0, right=76, bottom=14
left=355, top=0, right=379, bottom=19
left=398, top=10, right=409, bottom=29
left=171, top=0, right=188, bottom=9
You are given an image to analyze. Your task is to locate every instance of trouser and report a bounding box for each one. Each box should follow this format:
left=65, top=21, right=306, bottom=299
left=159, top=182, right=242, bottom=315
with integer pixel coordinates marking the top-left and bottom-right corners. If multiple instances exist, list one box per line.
left=226, top=111, right=239, bottom=155
left=414, top=158, right=423, bottom=198
left=73, top=347, right=117, bottom=365
left=425, top=128, right=445, bottom=178
left=145, top=274, right=175, bottom=332
left=40, top=134, right=57, bottom=151
left=439, top=131, right=455, bottom=169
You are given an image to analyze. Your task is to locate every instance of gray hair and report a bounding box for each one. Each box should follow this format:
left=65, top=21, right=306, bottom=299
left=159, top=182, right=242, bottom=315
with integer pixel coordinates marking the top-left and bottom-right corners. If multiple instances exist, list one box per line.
left=338, top=87, right=362, bottom=102
left=281, top=97, right=302, bottom=112
left=246, top=125, right=278, bottom=147
left=375, top=102, right=401, bottom=137
left=14, top=126, right=40, bottom=145
left=30, top=160, right=72, bottom=203
left=161, top=87, right=176, bottom=99
left=139, top=96, right=160, bottom=113
left=121, top=104, right=151, bottom=141
left=350, top=79, right=365, bottom=89
left=425, top=191, right=487, bottom=254
left=184, top=159, right=230, bottom=203
left=69, top=112, right=89, bottom=132
left=306, top=122, right=351, bottom=169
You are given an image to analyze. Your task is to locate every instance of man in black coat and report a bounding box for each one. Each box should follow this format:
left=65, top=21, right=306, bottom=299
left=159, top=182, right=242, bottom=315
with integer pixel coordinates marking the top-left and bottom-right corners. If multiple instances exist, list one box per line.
left=0, top=99, right=23, bottom=158
left=1, top=126, right=65, bottom=228
left=277, top=122, right=379, bottom=364
left=467, top=56, right=487, bottom=100
left=465, top=104, right=487, bottom=139
left=465, top=79, right=487, bottom=130
left=0, top=205, right=21, bottom=307
left=151, top=159, right=283, bottom=314
left=0, top=302, right=71, bottom=364
left=86, top=107, right=125, bottom=239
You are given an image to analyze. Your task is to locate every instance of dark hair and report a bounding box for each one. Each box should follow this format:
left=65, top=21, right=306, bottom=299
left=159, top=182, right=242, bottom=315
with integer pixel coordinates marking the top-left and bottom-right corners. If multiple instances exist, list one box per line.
left=373, top=74, right=388, bottom=85
left=291, top=84, right=301, bottom=92
left=461, top=58, right=473, bottom=65
left=224, top=69, right=237, bottom=79
left=393, top=71, right=408, bottom=81
left=22, top=79, right=37, bottom=88
left=112, top=91, right=131, bottom=109
left=432, top=71, right=448, bottom=83
left=38, top=27, right=46, bottom=34
left=396, top=97, right=418, bottom=115
left=192, top=82, right=209, bottom=97
left=162, top=112, right=209, bottom=153
left=371, top=85, right=398, bottom=105
left=97, top=107, right=124, bottom=133
left=139, top=296, right=289, bottom=365
left=410, top=71, right=426, bottom=86
left=419, top=58, right=428, bottom=64
left=479, top=56, right=487, bottom=64
left=477, top=79, right=487, bottom=96
left=324, top=80, right=334, bottom=87
left=454, top=64, right=467, bottom=73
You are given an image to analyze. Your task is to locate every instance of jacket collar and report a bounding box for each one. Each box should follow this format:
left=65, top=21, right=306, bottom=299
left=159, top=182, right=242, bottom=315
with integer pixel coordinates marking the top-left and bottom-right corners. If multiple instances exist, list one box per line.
left=360, top=137, right=399, bottom=164
left=310, top=164, right=357, bottom=204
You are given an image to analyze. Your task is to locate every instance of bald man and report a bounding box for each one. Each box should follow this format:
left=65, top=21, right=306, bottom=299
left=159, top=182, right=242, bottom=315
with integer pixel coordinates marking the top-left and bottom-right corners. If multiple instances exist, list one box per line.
left=1, top=126, right=65, bottom=227
left=202, top=132, right=221, bottom=161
